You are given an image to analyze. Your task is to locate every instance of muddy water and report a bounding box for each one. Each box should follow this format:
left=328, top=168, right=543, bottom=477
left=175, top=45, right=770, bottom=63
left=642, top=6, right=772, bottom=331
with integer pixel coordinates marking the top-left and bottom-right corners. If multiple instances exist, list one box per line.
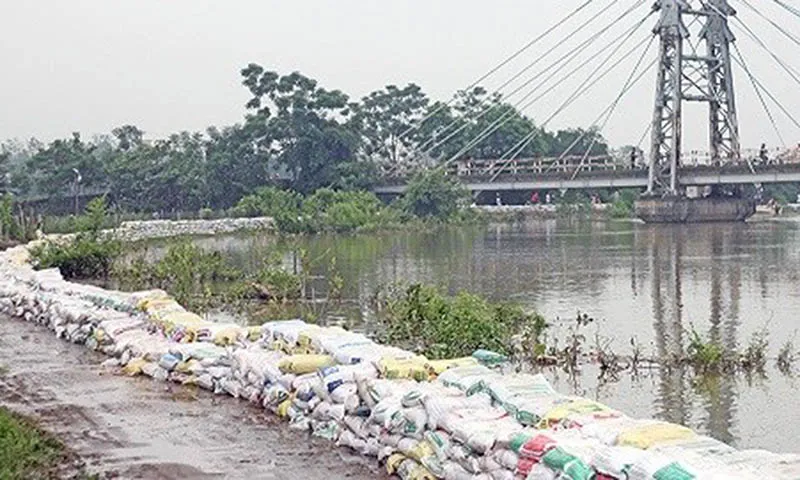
left=0, top=319, right=383, bottom=480
left=137, top=216, right=800, bottom=453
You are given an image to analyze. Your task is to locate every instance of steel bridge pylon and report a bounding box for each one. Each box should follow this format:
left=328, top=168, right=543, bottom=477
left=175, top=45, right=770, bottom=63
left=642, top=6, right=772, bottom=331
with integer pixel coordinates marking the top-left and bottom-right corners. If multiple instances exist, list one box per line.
left=647, top=0, right=741, bottom=196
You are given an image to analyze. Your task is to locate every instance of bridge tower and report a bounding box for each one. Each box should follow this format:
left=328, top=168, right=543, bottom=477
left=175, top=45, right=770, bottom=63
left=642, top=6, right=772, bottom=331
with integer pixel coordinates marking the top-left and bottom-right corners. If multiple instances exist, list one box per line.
left=647, top=0, right=741, bottom=196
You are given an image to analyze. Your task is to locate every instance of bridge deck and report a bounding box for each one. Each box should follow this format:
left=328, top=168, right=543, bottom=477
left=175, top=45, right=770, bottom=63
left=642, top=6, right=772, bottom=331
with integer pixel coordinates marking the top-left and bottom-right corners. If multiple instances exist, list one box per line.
left=375, top=163, right=800, bottom=194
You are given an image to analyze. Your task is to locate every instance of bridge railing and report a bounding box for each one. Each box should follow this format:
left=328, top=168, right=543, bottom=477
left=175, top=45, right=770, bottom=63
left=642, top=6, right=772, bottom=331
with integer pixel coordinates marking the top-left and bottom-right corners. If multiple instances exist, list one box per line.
left=379, top=146, right=800, bottom=180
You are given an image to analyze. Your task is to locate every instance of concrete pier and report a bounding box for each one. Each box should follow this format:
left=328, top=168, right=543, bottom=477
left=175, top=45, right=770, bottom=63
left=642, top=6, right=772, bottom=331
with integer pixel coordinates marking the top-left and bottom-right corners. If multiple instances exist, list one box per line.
left=635, top=196, right=756, bottom=223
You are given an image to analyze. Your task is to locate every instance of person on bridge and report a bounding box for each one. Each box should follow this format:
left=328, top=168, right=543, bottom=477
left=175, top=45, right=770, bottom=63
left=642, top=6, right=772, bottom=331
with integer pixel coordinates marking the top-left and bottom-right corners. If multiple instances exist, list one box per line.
left=531, top=191, right=540, bottom=204
left=760, top=143, right=769, bottom=165
left=630, top=148, right=637, bottom=169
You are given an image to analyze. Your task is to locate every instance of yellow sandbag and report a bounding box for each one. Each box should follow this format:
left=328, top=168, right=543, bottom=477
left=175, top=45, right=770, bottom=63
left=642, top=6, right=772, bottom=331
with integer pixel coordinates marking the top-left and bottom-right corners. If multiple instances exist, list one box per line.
left=539, top=398, right=612, bottom=428
left=297, top=326, right=324, bottom=349
left=278, top=354, right=335, bottom=374
left=425, top=357, right=479, bottom=375
left=213, top=327, right=242, bottom=346
left=379, top=357, right=430, bottom=382
left=276, top=399, right=293, bottom=418
left=122, top=358, right=148, bottom=376
left=246, top=326, right=262, bottom=342
left=407, top=440, right=436, bottom=462
left=175, top=359, right=198, bottom=374
left=386, top=454, right=407, bottom=475
left=617, top=422, right=697, bottom=449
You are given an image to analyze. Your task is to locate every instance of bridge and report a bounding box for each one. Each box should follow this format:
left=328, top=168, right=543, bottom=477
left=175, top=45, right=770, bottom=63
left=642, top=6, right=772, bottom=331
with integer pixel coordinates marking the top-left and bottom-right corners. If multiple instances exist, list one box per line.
left=375, top=154, right=800, bottom=194
left=369, top=0, right=800, bottom=221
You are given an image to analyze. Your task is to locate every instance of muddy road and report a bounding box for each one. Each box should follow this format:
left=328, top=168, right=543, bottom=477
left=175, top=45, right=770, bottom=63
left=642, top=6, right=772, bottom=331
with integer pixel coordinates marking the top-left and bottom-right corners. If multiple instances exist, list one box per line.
left=0, top=317, right=384, bottom=479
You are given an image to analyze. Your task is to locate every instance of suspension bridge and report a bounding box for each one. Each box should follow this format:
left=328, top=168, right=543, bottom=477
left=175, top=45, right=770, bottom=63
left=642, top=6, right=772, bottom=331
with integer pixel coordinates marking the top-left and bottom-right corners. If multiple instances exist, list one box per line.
left=372, top=0, right=800, bottom=222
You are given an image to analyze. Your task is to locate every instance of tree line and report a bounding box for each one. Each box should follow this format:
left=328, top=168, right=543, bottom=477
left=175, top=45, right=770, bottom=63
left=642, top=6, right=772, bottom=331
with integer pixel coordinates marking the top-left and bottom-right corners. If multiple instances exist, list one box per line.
left=0, top=65, right=609, bottom=214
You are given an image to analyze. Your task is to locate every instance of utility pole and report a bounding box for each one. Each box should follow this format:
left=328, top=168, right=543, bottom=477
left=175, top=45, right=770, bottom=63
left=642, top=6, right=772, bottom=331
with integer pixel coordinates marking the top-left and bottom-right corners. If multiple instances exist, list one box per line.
left=647, top=0, right=740, bottom=196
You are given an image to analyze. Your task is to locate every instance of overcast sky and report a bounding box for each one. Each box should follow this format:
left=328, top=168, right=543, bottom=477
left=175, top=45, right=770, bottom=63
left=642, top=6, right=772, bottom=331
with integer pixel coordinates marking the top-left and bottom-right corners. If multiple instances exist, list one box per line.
left=1, top=0, right=797, bottom=152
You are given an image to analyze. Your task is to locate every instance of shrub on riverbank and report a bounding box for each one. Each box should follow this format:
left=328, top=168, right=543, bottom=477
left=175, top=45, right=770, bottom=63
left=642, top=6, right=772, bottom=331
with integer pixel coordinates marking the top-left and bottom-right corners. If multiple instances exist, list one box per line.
left=377, top=283, right=540, bottom=359
left=395, top=169, right=470, bottom=221
left=30, top=199, right=121, bottom=279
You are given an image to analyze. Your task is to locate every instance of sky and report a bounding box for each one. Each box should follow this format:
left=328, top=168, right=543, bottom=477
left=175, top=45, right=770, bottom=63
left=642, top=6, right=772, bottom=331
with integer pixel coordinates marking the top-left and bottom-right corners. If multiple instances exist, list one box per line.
left=1, top=0, right=798, bottom=152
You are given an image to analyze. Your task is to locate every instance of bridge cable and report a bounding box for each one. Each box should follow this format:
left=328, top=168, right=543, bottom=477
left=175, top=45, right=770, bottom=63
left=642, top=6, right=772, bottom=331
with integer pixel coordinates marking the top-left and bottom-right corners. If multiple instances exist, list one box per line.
left=725, top=9, right=800, bottom=89
left=420, top=2, right=652, bottom=161
left=414, top=0, right=630, bottom=156
left=494, top=31, right=655, bottom=174
left=563, top=34, right=658, bottom=180
left=438, top=7, right=653, bottom=172
left=390, top=0, right=597, bottom=145
left=730, top=46, right=800, bottom=132
left=770, top=0, right=800, bottom=21
left=734, top=0, right=800, bottom=49
left=731, top=42, right=787, bottom=148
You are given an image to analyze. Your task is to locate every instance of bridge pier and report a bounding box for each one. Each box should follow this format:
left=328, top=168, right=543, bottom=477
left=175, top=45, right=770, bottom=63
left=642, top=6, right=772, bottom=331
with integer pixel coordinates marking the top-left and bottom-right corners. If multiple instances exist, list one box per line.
left=634, top=196, right=755, bottom=223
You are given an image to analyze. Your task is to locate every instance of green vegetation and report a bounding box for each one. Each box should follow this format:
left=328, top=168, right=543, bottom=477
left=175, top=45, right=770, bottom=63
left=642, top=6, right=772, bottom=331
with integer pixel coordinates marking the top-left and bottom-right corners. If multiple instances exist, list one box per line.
left=0, top=408, right=82, bottom=480
left=608, top=189, right=638, bottom=219
left=115, top=241, right=343, bottom=319
left=396, top=170, right=470, bottom=220
left=376, top=283, right=540, bottom=359
left=29, top=198, right=121, bottom=279
left=234, top=187, right=392, bottom=233
left=1, top=68, right=608, bottom=217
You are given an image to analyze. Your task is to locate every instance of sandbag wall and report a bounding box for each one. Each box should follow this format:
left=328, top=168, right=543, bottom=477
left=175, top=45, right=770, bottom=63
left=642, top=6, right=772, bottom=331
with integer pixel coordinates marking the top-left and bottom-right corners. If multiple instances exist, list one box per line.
left=1, top=242, right=799, bottom=480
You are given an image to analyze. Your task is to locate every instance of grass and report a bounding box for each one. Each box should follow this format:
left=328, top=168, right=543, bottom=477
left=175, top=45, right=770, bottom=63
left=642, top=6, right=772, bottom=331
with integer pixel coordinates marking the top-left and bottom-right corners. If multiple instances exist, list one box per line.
left=0, top=407, right=82, bottom=480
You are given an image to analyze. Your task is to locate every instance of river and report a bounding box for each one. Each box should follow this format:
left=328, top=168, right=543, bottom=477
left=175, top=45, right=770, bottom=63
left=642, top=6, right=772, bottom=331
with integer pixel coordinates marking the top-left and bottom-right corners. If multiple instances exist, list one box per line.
left=136, top=216, right=800, bottom=454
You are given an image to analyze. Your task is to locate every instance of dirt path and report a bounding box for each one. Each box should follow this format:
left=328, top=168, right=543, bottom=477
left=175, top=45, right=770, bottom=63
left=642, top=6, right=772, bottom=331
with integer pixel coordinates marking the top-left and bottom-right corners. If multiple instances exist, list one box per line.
left=0, top=317, right=385, bottom=479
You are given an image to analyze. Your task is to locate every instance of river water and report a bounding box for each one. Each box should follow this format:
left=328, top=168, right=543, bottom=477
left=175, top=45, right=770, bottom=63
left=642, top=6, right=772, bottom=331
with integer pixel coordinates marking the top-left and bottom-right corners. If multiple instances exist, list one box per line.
left=141, top=216, right=800, bottom=453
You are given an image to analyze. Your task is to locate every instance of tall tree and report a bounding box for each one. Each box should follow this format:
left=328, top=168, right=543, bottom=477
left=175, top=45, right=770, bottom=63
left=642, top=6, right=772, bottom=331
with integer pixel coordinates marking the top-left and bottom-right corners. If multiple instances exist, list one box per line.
left=350, top=84, right=430, bottom=167
left=241, top=65, right=358, bottom=193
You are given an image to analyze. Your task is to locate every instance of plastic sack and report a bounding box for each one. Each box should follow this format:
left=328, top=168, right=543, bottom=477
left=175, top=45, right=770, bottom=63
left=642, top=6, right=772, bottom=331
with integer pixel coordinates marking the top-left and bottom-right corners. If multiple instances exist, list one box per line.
left=379, top=356, right=431, bottom=381
left=617, top=422, right=697, bottom=450
left=278, top=354, right=335, bottom=374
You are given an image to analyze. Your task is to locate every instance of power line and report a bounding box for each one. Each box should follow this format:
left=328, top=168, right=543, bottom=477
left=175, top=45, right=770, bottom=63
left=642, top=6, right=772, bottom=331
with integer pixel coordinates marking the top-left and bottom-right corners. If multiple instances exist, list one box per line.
left=422, top=2, right=651, bottom=160
left=731, top=42, right=786, bottom=147
left=416, top=0, right=638, bottom=156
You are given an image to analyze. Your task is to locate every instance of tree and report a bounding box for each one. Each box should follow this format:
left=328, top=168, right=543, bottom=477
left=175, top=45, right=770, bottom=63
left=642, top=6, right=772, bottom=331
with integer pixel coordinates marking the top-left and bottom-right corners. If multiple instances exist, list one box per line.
left=350, top=84, right=430, bottom=166
left=417, top=87, right=548, bottom=162
left=112, top=125, right=144, bottom=152
left=241, top=66, right=359, bottom=193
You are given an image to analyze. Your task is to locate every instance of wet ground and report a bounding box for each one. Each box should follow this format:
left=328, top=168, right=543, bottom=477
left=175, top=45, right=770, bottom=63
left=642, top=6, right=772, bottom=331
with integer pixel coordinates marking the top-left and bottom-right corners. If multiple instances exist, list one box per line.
left=0, top=317, right=383, bottom=480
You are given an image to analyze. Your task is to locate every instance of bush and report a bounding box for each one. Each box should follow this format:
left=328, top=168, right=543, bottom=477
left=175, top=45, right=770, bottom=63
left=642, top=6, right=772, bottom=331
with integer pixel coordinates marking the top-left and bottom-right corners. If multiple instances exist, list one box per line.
left=396, top=169, right=469, bottom=220
left=303, top=189, right=384, bottom=232
left=29, top=198, right=121, bottom=279
left=379, top=283, right=531, bottom=359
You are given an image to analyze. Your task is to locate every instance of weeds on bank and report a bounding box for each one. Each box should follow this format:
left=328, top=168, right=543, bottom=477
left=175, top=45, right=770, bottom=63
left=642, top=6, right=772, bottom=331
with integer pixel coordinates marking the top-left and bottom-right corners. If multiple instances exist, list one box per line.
left=115, top=241, right=345, bottom=322
left=0, top=408, right=88, bottom=480
left=29, top=198, right=122, bottom=279
left=777, top=338, right=797, bottom=374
